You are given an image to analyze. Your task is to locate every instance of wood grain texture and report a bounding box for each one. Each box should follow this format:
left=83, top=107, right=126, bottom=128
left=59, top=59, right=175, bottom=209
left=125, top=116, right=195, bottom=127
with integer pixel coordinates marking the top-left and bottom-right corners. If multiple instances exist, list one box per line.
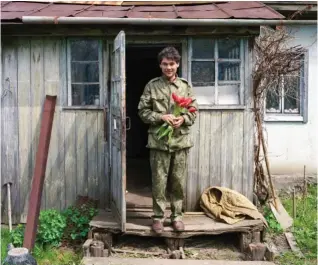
left=17, top=38, right=32, bottom=222
left=58, top=39, right=67, bottom=210
left=1, top=39, right=20, bottom=223
left=198, top=111, right=211, bottom=197
left=231, top=111, right=244, bottom=192
left=64, top=111, right=77, bottom=207
left=76, top=111, right=88, bottom=197
left=97, top=112, right=108, bottom=209
left=209, top=111, right=222, bottom=187
left=87, top=112, right=98, bottom=200
left=1, top=36, right=255, bottom=222
left=90, top=210, right=263, bottom=239
left=30, top=38, right=46, bottom=209
left=186, top=113, right=200, bottom=210
left=44, top=37, right=60, bottom=210
left=186, top=108, right=252, bottom=210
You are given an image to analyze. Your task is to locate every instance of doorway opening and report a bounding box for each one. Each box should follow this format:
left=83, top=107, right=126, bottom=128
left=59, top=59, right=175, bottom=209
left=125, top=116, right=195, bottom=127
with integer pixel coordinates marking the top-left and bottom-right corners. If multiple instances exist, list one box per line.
left=125, top=44, right=182, bottom=209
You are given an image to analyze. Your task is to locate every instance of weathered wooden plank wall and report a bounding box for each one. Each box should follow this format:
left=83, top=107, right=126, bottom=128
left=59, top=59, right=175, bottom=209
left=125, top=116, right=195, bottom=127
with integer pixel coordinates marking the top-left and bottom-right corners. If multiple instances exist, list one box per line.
left=1, top=39, right=20, bottom=224
left=186, top=109, right=254, bottom=211
left=2, top=34, right=254, bottom=221
left=1, top=37, right=109, bottom=224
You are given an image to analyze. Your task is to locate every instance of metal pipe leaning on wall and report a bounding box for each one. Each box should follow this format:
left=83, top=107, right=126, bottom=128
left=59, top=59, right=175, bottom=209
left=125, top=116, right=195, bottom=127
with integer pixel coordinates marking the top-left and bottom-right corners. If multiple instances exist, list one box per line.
left=21, top=16, right=317, bottom=26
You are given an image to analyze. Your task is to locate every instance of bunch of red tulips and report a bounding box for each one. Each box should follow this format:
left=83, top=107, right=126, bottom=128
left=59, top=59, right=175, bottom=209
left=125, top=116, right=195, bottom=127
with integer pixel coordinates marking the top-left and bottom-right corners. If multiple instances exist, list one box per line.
left=156, top=93, right=197, bottom=143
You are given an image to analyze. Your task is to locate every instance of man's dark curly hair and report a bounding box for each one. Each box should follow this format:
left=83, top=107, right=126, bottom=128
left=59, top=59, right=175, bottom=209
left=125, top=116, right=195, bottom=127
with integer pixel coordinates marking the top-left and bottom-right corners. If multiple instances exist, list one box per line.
left=158, top=46, right=181, bottom=64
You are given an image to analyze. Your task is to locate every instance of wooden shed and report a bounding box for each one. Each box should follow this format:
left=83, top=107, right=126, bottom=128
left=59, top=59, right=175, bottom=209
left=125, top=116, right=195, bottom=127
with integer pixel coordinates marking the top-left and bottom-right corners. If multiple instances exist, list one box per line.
left=1, top=0, right=285, bottom=230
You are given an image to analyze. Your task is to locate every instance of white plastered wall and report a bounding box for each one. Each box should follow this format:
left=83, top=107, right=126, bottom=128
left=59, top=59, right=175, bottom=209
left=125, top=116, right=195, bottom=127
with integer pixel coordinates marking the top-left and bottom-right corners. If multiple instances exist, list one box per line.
left=265, top=25, right=317, bottom=176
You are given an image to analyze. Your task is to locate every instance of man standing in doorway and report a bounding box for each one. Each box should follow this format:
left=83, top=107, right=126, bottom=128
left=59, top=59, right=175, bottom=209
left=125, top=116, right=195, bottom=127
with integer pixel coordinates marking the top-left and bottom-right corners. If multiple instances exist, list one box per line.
left=138, top=47, right=198, bottom=234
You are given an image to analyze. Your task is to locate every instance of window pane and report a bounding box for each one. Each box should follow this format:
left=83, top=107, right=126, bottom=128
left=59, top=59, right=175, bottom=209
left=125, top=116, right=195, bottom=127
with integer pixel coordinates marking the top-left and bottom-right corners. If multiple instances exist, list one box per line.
left=218, top=84, right=240, bottom=105
left=72, top=84, right=100, bottom=106
left=191, top=61, right=215, bottom=86
left=266, top=84, right=281, bottom=113
left=218, top=62, right=240, bottom=81
left=71, top=62, right=99, bottom=83
left=192, top=39, right=215, bottom=59
left=193, top=86, right=215, bottom=105
left=71, top=40, right=99, bottom=61
left=283, top=75, right=300, bottom=114
left=218, top=39, right=240, bottom=59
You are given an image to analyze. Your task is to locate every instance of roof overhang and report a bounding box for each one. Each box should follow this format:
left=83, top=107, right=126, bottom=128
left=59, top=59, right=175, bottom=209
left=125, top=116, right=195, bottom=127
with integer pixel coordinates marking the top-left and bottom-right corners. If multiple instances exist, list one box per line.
left=21, top=16, right=317, bottom=26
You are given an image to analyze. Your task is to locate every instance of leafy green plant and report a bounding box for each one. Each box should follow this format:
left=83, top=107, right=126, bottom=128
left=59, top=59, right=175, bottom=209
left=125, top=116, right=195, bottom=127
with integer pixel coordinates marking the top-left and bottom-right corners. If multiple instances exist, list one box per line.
left=37, top=209, right=67, bottom=246
left=281, top=184, right=317, bottom=258
left=62, top=205, right=98, bottom=243
left=263, top=206, right=283, bottom=234
left=10, top=224, right=25, bottom=247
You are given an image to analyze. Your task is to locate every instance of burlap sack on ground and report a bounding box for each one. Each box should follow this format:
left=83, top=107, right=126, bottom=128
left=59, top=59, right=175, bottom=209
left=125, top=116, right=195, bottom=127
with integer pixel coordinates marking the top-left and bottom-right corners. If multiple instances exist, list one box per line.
left=200, top=186, right=268, bottom=226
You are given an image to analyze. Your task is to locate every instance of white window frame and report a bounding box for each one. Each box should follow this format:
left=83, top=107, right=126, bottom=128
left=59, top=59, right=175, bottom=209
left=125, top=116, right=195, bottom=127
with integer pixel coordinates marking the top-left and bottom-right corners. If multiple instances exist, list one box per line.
left=264, top=50, right=308, bottom=123
left=66, top=38, right=104, bottom=108
left=188, top=37, right=247, bottom=109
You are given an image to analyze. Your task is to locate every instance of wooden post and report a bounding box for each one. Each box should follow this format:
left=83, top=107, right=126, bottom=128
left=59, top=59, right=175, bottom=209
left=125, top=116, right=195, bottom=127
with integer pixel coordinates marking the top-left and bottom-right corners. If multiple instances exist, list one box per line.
left=239, top=232, right=252, bottom=252
left=292, top=188, right=296, bottom=219
left=265, top=242, right=279, bottom=261
left=252, top=231, right=261, bottom=243
left=90, top=240, right=104, bottom=257
left=256, top=113, right=278, bottom=209
left=303, top=165, right=307, bottom=198
left=248, top=243, right=266, bottom=261
left=165, top=238, right=185, bottom=251
left=83, top=239, right=92, bottom=257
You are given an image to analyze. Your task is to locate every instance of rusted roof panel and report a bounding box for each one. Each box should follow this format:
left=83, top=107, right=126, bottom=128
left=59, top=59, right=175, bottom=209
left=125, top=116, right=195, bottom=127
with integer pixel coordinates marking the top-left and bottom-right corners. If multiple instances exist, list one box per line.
left=1, top=1, right=285, bottom=22
left=1, top=11, right=26, bottom=20
left=128, top=11, right=177, bottom=18
left=217, top=1, right=265, bottom=10
left=179, top=10, right=230, bottom=19
left=87, top=5, right=132, bottom=11
left=176, top=4, right=219, bottom=11
left=147, top=11, right=177, bottom=18
left=1, top=1, right=46, bottom=12
left=224, top=6, right=283, bottom=19
left=132, top=6, right=174, bottom=12
left=79, top=10, right=128, bottom=17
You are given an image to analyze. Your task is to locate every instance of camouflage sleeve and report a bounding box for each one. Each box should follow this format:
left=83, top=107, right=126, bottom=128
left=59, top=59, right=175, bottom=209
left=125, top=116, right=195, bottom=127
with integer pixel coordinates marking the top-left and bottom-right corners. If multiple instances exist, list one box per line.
left=138, top=84, right=163, bottom=125
left=182, top=84, right=198, bottom=126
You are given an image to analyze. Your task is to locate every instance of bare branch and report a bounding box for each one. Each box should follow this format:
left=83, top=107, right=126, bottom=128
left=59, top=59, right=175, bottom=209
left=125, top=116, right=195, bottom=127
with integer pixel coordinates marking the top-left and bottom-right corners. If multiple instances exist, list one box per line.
left=252, top=5, right=312, bottom=203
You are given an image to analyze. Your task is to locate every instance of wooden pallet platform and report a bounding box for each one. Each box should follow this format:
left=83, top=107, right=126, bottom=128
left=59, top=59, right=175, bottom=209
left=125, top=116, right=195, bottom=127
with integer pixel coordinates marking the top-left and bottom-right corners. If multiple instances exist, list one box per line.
left=82, top=257, right=275, bottom=265
left=90, top=210, right=264, bottom=239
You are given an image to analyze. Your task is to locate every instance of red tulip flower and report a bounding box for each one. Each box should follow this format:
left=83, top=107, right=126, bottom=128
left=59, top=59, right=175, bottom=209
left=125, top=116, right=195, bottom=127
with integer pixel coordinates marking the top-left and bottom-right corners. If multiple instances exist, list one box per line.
left=157, top=92, right=196, bottom=143
left=172, top=93, right=182, bottom=104
left=188, top=106, right=196, bottom=113
left=179, top=98, right=192, bottom=108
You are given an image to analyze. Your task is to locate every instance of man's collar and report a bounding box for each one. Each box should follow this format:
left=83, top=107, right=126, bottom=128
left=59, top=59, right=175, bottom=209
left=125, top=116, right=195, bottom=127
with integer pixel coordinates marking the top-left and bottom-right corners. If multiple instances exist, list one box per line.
left=161, top=74, right=180, bottom=87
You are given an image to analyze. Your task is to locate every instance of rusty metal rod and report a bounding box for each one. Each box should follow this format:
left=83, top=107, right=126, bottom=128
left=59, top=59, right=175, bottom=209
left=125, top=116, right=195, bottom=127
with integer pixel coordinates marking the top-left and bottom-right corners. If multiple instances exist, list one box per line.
left=23, top=95, right=57, bottom=250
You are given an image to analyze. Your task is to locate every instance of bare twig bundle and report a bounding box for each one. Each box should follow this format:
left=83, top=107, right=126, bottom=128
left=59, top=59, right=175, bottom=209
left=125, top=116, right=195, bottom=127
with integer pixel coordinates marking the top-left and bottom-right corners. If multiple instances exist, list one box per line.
left=252, top=22, right=307, bottom=204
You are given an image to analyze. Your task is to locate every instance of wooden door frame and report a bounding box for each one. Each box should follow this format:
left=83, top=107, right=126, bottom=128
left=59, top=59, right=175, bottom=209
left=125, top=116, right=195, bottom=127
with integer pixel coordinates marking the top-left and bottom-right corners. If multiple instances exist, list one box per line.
left=106, top=36, right=189, bottom=216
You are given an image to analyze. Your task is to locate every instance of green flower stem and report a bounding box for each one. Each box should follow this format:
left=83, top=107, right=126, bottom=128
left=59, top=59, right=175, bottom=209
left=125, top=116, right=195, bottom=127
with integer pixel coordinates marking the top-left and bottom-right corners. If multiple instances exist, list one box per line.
left=156, top=104, right=188, bottom=142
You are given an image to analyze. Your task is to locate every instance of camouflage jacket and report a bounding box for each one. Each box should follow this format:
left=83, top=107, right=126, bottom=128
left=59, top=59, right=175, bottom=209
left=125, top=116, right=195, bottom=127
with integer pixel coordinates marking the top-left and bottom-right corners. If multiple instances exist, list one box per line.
left=138, top=76, right=198, bottom=152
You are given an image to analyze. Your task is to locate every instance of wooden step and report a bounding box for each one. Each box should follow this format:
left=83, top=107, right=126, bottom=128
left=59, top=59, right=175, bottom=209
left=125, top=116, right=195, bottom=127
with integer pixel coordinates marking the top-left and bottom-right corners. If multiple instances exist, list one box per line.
left=90, top=210, right=264, bottom=239
left=82, top=257, right=275, bottom=265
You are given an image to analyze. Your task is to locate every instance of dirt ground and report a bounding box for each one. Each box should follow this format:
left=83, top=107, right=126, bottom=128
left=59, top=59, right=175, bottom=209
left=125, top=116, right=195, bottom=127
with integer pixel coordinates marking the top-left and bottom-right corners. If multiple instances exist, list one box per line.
left=111, top=233, right=246, bottom=260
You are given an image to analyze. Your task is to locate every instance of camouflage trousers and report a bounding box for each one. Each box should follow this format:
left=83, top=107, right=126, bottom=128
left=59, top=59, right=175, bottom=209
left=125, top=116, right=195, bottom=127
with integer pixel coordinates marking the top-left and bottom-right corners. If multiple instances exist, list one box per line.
left=149, top=148, right=188, bottom=222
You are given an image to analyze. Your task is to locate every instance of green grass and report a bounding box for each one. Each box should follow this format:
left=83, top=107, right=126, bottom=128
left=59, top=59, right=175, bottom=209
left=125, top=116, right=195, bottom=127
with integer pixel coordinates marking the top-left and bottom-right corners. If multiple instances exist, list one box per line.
left=1, top=228, right=11, bottom=261
left=275, top=184, right=317, bottom=265
left=1, top=228, right=82, bottom=265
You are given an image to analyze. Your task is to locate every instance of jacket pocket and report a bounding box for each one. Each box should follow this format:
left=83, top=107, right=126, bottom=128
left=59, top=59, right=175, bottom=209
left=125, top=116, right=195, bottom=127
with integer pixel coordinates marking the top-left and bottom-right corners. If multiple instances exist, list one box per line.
left=179, top=127, right=190, bottom=135
left=151, top=95, right=167, bottom=112
left=148, top=125, right=161, bottom=134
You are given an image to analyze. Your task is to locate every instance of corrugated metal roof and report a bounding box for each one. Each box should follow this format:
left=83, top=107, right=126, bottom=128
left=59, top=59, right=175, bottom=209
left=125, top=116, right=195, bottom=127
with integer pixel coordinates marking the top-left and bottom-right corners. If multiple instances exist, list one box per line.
left=1, top=1, right=285, bottom=22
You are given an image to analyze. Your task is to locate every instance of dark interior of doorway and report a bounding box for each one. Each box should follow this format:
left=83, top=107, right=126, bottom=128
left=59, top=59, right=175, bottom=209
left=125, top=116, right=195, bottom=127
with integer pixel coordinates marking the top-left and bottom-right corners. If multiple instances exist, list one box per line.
left=126, top=44, right=182, bottom=209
